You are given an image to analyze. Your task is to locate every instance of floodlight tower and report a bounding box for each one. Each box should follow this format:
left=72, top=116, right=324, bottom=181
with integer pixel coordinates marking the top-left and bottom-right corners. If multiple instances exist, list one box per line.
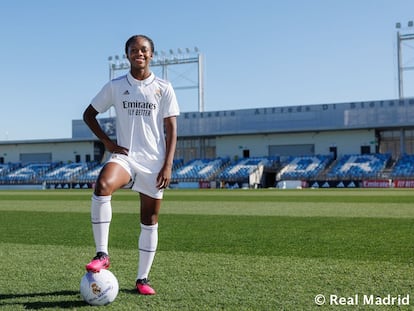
left=108, top=54, right=130, bottom=80
left=108, top=47, right=205, bottom=112
left=395, top=20, right=414, bottom=99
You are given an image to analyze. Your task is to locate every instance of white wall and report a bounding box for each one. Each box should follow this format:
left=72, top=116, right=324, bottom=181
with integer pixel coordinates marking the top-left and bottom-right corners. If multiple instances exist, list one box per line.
left=216, top=129, right=376, bottom=159
left=0, top=141, right=94, bottom=163
left=0, top=129, right=377, bottom=164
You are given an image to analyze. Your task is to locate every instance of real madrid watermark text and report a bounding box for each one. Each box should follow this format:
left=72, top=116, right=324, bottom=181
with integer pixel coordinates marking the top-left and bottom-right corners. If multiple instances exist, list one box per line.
left=314, top=294, right=410, bottom=306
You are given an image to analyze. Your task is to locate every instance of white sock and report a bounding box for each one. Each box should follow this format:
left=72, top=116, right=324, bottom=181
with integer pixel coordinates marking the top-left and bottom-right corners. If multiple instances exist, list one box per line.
left=137, top=223, right=158, bottom=280
left=91, top=194, right=112, bottom=255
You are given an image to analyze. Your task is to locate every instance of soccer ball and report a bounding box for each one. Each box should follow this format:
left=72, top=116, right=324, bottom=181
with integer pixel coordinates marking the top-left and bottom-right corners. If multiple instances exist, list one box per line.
left=80, top=270, right=119, bottom=306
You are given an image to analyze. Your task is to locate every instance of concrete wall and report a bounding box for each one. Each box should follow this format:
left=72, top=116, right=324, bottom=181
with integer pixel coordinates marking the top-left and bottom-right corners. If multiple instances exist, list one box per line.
left=0, top=140, right=94, bottom=163
left=216, top=130, right=376, bottom=159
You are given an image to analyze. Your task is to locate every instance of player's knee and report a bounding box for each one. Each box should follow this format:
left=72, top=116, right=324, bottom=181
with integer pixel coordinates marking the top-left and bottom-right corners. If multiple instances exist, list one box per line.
left=94, top=178, right=114, bottom=196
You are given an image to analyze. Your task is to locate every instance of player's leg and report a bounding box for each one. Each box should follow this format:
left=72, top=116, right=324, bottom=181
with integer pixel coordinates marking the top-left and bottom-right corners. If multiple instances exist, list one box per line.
left=136, top=193, right=161, bottom=295
left=86, top=162, right=131, bottom=272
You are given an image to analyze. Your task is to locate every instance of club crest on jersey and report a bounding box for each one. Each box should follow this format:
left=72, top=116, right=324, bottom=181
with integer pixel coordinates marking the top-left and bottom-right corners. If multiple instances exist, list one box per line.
left=154, top=88, right=162, bottom=98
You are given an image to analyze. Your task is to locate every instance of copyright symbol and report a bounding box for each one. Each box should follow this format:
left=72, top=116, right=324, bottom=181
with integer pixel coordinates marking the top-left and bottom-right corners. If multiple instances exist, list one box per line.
left=315, top=294, right=326, bottom=305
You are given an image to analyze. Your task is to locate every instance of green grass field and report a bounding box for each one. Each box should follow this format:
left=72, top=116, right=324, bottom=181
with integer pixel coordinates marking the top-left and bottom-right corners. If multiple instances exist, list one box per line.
left=0, top=188, right=413, bottom=310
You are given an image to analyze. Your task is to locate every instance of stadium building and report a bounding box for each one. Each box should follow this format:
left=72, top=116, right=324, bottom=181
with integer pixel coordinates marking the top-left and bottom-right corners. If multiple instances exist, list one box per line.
left=1, top=97, right=414, bottom=189
left=2, top=23, right=414, bottom=189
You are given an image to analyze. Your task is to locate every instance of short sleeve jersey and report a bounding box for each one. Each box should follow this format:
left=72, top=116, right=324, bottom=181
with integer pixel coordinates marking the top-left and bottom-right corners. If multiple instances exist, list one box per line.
left=90, top=72, right=180, bottom=172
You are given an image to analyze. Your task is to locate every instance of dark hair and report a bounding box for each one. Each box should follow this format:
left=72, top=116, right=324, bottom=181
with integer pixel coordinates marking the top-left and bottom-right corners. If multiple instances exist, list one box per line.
left=125, top=35, right=155, bottom=55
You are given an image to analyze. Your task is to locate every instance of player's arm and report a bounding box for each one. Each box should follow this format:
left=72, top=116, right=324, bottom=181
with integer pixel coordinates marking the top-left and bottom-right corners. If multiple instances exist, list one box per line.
left=156, top=116, right=177, bottom=189
left=83, top=104, right=128, bottom=155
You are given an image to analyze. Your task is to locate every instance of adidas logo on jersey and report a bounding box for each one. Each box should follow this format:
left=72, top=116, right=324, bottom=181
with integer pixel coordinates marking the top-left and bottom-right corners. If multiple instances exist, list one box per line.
left=123, top=90, right=130, bottom=95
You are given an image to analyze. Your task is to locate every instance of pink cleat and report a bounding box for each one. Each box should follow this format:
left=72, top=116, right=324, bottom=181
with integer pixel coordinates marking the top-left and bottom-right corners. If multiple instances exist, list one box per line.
left=136, top=278, right=156, bottom=295
left=85, top=252, right=110, bottom=272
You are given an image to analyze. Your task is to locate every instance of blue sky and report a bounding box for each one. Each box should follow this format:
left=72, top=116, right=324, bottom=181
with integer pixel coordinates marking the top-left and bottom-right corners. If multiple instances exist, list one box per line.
left=0, top=0, right=413, bottom=141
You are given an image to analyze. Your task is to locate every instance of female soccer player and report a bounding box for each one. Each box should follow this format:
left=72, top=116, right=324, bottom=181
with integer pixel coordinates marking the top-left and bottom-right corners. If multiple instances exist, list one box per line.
left=83, top=34, right=179, bottom=295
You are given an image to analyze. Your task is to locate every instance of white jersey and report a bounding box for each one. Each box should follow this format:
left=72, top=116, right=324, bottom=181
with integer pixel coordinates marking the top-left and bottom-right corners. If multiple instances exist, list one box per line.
left=91, top=72, right=180, bottom=173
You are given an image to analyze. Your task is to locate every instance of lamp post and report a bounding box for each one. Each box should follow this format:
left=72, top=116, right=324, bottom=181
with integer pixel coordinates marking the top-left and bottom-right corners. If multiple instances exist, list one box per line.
left=395, top=21, right=414, bottom=156
left=108, top=47, right=205, bottom=112
left=395, top=21, right=414, bottom=99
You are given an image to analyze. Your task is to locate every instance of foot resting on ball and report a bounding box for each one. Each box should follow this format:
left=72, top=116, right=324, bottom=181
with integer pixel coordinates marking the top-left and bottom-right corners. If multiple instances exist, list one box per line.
left=85, top=252, right=110, bottom=272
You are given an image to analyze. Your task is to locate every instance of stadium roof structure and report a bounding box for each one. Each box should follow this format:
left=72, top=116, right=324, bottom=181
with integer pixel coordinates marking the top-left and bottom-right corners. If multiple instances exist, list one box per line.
left=71, top=97, right=414, bottom=140
left=2, top=98, right=413, bottom=146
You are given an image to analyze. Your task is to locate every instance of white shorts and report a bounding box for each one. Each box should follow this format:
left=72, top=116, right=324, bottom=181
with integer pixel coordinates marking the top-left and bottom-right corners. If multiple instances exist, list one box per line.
left=107, top=153, right=164, bottom=199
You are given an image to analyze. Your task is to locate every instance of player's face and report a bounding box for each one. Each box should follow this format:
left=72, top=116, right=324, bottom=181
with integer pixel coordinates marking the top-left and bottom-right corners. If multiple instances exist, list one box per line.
left=127, top=37, right=153, bottom=70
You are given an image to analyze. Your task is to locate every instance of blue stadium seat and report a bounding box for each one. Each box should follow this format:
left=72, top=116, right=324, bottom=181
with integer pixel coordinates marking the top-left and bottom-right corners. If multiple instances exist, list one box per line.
left=391, top=154, right=414, bottom=177
left=278, top=155, right=332, bottom=180
left=327, top=154, right=390, bottom=179
left=41, top=162, right=90, bottom=183
left=172, top=158, right=230, bottom=181
left=0, top=162, right=60, bottom=184
left=217, top=157, right=278, bottom=182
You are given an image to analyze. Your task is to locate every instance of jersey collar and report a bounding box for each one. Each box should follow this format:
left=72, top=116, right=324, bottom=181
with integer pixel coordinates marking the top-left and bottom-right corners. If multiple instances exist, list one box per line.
left=127, top=72, right=155, bottom=86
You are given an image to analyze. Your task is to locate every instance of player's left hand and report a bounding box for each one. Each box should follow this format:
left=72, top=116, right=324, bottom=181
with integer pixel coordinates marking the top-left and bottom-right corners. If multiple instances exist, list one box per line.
left=156, top=167, right=171, bottom=189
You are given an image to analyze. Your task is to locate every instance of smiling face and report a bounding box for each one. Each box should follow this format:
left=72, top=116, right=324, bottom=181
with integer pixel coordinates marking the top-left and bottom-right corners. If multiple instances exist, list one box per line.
left=126, top=36, right=153, bottom=78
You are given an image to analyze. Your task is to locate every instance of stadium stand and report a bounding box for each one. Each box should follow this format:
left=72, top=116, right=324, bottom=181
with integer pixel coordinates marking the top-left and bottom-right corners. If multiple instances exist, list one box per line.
left=0, top=163, right=15, bottom=176
left=277, top=155, right=333, bottom=180
left=0, top=162, right=60, bottom=184
left=217, top=157, right=277, bottom=182
left=41, top=162, right=97, bottom=183
left=77, top=163, right=104, bottom=183
left=2, top=152, right=413, bottom=188
left=326, top=153, right=391, bottom=179
left=391, top=154, right=414, bottom=178
left=172, top=157, right=230, bottom=182
left=172, top=158, right=184, bottom=171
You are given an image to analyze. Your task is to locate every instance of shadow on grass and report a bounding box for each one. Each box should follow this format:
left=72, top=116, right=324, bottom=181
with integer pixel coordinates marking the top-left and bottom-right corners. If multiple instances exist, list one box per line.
left=120, top=288, right=137, bottom=295
left=0, top=288, right=138, bottom=309
left=0, top=290, right=86, bottom=309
